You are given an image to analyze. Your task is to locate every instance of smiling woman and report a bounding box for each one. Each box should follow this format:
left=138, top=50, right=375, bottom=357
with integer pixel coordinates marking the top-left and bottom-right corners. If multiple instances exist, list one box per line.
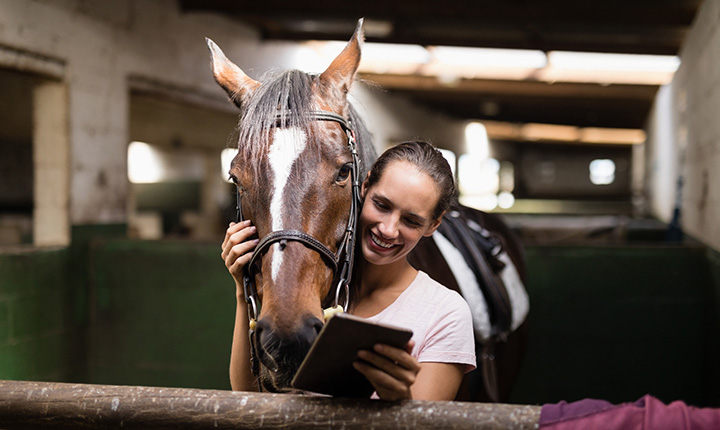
left=347, top=141, right=475, bottom=401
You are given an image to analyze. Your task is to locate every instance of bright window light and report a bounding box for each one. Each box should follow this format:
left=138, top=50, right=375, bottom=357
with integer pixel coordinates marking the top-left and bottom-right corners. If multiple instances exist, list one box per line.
left=360, top=43, right=431, bottom=74
left=497, top=191, right=515, bottom=209
left=431, top=46, right=547, bottom=68
left=465, top=122, right=489, bottom=158
left=460, top=194, right=498, bottom=211
left=306, top=40, right=679, bottom=85
left=364, top=43, right=430, bottom=64
left=548, top=51, right=680, bottom=72
left=221, top=148, right=238, bottom=182
left=589, top=159, right=616, bottom=185
left=127, top=141, right=205, bottom=184
left=544, top=51, right=680, bottom=85
left=458, top=155, right=499, bottom=196
left=128, top=141, right=163, bottom=184
left=293, top=45, right=324, bottom=73
left=307, top=41, right=430, bottom=75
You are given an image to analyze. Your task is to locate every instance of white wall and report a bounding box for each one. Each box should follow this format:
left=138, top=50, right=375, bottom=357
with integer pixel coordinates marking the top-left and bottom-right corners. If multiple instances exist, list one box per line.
left=0, top=0, right=258, bottom=227
left=0, top=0, right=471, bottom=237
left=646, top=0, right=720, bottom=251
left=351, top=84, right=466, bottom=153
left=645, top=84, right=679, bottom=223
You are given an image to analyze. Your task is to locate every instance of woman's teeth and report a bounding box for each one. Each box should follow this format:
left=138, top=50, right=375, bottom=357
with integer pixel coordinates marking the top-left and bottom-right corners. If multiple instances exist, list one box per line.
left=371, top=231, right=395, bottom=249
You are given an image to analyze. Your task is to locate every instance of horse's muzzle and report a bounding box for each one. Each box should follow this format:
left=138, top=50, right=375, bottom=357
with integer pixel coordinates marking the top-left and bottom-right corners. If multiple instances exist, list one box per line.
left=255, top=315, right=324, bottom=390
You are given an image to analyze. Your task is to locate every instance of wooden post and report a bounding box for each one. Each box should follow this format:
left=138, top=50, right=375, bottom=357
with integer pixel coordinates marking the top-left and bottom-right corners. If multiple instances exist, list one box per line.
left=0, top=380, right=541, bottom=429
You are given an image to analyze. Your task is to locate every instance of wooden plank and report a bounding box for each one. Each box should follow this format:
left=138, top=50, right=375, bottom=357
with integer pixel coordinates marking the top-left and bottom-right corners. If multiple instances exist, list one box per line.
left=0, top=380, right=541, bottom=430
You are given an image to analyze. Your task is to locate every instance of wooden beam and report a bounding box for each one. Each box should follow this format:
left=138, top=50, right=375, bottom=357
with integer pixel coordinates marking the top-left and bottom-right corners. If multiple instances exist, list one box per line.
left=359, top=74, right=659, bottom=101
left=0, top=380, right=541, bottom=430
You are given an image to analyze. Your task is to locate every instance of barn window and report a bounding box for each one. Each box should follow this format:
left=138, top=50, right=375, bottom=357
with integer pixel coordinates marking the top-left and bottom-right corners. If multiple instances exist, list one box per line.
left=589, top=159, right=616, bottom=185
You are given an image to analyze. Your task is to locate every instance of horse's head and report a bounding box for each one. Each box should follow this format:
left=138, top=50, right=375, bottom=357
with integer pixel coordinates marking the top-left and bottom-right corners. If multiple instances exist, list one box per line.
left=208, top=20, right=370, bottom=391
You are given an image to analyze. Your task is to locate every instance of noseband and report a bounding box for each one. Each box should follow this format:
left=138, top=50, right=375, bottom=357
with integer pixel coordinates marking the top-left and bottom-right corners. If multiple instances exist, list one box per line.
left=236, top=110, right=362, bottom=385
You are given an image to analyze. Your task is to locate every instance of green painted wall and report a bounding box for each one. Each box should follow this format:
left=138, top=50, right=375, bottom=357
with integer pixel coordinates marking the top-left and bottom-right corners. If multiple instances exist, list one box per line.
left=509, top=245, right=720, bottom=407
left=1, top=237, right=718, bottom=406
left=86, top=239, right=236, bottom=390
left=0, top=247, right=84, bottom=382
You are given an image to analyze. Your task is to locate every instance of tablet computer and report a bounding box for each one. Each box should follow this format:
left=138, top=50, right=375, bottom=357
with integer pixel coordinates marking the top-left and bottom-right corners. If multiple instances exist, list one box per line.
left=291, top=313, right=413, bottom=398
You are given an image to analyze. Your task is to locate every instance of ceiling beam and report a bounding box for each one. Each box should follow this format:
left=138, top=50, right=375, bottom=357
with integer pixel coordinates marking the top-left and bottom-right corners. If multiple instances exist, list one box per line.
left=360, top=74, right=659, bottom=101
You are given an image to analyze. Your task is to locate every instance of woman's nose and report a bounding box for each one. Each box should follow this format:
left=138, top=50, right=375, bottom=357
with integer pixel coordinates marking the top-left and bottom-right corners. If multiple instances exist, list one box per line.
left=378, top=215, right=400, bottom=238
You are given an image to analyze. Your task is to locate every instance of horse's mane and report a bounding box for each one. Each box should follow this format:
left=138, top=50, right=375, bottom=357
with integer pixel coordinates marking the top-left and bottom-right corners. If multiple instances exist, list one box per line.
left=235, top=69, right=377, bottom=188
left=347, top=103, right=378, bottom=177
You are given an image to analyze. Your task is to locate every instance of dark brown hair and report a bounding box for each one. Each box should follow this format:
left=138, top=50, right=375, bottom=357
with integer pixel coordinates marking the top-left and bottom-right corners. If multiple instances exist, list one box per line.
left=365, top=140, right=457, bottom=220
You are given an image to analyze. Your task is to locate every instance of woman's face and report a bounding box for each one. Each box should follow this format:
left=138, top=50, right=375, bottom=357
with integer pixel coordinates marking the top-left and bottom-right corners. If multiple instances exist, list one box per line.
left=359, top=160, right=443, bottom=267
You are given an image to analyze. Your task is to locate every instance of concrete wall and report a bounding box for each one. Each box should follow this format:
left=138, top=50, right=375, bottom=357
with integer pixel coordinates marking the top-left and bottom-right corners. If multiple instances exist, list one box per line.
left=351, top=84, right=466, bottom=152
left=0, top=0, right=467, bottom=244
left=0, top=0, right=256, bottom=233
left=646, top=0, right=720, bottom=251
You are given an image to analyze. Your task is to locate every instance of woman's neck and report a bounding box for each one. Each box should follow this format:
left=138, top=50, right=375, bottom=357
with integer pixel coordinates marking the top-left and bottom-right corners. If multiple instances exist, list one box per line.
left=350, top=257, right=418, bottom=317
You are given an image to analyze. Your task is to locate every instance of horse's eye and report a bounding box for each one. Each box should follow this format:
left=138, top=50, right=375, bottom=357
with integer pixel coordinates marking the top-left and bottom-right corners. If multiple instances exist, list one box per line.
left=336, top=163, right=352, bottom=183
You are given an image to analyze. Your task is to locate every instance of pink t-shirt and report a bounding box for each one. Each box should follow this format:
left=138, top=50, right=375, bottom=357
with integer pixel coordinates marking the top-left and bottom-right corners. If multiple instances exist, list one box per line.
left=367, top=271, right=476, bottom=372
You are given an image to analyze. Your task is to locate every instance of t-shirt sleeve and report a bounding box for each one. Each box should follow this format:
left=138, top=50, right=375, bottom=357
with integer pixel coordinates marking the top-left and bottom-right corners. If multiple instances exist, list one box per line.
left=416, top=289, right=477, bottom=372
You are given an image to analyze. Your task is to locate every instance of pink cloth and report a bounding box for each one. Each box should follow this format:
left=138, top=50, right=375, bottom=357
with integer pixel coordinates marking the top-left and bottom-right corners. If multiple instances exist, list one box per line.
left=367, top=270, right=476, bottom=371
left=540, top=395, right=720, bottom=430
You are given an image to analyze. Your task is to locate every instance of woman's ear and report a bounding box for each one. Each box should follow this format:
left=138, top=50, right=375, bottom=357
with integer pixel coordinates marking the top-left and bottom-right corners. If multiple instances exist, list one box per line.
left=360, top=171, right=371, bottom=199
left=423, top=211, right=446, bottom=237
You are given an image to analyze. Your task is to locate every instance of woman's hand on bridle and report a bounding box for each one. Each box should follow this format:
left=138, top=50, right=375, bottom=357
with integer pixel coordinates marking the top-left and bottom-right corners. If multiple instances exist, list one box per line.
left=221, top=220, right=259, bottom=296
left=352, top=340, right=420, bottom=401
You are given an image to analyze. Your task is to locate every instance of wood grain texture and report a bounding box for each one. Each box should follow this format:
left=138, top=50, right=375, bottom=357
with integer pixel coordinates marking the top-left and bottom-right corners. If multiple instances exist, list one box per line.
left=0, top=380, right=541, bottom=429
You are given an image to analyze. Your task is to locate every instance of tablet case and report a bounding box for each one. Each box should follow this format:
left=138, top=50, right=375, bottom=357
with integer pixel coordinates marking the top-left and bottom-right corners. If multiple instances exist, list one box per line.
left=291, top=313, right=413, bottom=398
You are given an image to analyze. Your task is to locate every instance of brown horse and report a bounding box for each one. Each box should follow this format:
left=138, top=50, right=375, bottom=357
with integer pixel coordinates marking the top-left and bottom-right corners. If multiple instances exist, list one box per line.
left=207, top=19, right=529, bottom=401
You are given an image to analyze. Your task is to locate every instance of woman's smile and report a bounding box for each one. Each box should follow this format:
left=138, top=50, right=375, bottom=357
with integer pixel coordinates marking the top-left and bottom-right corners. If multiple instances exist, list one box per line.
left=369, top=230, right=400, bottom=251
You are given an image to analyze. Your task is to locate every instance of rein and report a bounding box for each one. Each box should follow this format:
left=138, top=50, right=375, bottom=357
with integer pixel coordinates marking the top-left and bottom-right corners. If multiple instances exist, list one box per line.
left=235, top=110, right=362, bottom=387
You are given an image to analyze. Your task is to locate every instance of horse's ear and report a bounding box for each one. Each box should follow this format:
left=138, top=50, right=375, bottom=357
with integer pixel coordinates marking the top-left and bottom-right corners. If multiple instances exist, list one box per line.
left=206, top=38, right=260, bottom=108
left=319, top=18, right=364, bottom=96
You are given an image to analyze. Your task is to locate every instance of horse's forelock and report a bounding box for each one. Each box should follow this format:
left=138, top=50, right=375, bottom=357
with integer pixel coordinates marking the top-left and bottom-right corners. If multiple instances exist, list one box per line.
left=236, top=70, right=316, bottom=187
left=234, top=69, right=377, bottom=191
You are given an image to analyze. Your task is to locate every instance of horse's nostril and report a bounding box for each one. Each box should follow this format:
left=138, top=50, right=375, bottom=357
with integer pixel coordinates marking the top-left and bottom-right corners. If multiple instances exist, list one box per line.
left=254, top=316, right=324, bottom=383
left=312, top=318, right=324, bottom=335
left=255, top=320, right=280, bottom=373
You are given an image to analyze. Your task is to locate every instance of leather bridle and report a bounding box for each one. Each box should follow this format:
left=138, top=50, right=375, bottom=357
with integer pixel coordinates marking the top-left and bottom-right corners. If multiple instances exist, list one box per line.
left=235, top=110, right=362, bottom=386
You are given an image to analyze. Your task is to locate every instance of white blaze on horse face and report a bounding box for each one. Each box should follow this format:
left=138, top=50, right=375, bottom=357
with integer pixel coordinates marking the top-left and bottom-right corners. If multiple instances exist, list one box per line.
left=268, top=127, right=308, bottom=283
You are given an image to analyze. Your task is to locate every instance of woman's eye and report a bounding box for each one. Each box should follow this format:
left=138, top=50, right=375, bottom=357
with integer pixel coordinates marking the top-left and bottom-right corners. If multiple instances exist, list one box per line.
left=405, top=218, right=422, bottom=227
left=373, top=200, right=389, bottom=211
left=336, top=164, right=352, bottom=182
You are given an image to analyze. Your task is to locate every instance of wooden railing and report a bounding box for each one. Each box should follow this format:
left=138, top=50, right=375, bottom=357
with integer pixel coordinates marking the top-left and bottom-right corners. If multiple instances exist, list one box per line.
left=0, top=380, right=541, bottom=429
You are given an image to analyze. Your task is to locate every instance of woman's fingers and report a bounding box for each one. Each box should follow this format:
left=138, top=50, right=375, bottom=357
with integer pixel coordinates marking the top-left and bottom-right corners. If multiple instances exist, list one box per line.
left=225, top=239, right=258, bottom=270
left=221, top=221, right=256, bottom=258
left=221, top=220, right=258, bottom=276
left=352, top=360, right=407, bottom=397
left=353, top=342, right=421, bottom=400
left=363, top=343, right=419, bottom=375
left=353, top=357, right=414, bottom=401
left=221, top=221, right=246, bottom=252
